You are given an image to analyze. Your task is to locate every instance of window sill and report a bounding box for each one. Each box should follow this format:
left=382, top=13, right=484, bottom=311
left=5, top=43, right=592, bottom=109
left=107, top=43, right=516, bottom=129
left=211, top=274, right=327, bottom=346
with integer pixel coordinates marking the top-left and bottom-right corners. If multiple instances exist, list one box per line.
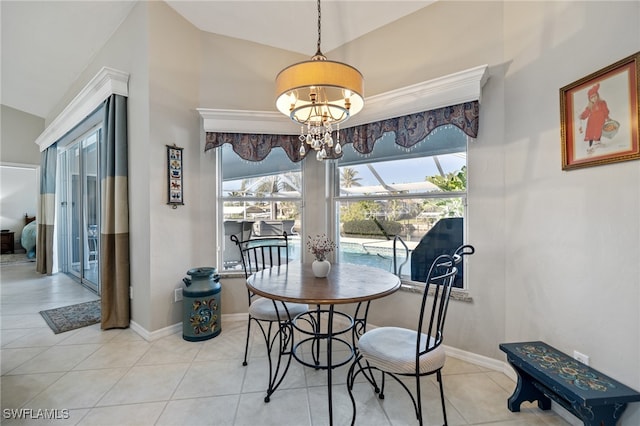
left=218, top=271, right=246, bottom=279
left=400, top=279, right=473, bottom=303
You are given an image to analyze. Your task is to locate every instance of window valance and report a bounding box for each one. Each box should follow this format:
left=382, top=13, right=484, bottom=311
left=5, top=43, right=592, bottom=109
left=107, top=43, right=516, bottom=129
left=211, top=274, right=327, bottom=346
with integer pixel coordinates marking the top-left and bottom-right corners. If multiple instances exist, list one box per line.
left=204, top=100, right=479, bottom=163
left=205, top=133, right=304, bottom=162
left=340, top=101, right=478, bottom=157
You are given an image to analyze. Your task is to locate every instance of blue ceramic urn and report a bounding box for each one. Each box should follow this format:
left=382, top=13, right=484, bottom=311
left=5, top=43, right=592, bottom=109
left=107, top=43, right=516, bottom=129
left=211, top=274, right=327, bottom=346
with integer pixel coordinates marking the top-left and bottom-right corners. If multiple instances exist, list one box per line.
left=182, top=267, right=221, bottom=341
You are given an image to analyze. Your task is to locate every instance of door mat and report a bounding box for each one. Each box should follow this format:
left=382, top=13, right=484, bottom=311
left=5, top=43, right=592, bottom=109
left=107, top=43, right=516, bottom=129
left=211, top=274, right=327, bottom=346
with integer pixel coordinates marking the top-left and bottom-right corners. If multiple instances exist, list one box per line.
left=40, top=300, right=101, bottom=334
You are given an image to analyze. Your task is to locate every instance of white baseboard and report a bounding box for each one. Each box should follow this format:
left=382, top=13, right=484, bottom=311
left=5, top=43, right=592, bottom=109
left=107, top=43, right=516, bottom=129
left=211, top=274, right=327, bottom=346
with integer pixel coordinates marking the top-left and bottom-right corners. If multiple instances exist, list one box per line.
left=223, top=313, right=248, bottom=322
left=129, top=314, right=247, bottom=341
left=129, top=320, right=182, bottom=341
left=443, top=344, right=517, bottom=381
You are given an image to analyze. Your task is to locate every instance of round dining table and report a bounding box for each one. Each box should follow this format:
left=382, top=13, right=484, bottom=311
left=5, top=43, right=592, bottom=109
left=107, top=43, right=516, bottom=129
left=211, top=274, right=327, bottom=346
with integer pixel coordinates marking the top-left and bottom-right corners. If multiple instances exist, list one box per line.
left=246, top=261, right=401, bottom=425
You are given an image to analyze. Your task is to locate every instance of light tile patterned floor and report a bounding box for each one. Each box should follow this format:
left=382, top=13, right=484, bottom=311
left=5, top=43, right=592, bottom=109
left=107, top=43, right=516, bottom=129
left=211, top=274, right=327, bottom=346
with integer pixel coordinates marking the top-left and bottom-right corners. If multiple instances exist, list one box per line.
left=0, top=263, right=570, bottom=425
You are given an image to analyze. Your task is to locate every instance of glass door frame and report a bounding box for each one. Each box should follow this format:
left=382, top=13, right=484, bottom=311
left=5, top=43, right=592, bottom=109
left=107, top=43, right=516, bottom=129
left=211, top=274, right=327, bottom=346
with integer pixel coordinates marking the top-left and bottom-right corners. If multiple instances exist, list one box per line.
left=58, top=126, right=101, bottom=294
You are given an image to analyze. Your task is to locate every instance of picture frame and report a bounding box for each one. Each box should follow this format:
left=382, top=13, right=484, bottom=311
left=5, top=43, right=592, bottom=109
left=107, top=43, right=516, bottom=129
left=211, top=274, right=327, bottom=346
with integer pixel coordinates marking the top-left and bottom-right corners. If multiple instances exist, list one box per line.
left=167, top=144, right=184, bottom=208
left=560, top=51, right=639, bottom=170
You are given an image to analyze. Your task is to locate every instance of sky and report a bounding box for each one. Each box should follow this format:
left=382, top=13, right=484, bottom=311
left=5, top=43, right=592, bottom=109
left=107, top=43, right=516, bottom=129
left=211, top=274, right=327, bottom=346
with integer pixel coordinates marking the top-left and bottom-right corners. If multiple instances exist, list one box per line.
left=342, top=154, right=466, bottom=187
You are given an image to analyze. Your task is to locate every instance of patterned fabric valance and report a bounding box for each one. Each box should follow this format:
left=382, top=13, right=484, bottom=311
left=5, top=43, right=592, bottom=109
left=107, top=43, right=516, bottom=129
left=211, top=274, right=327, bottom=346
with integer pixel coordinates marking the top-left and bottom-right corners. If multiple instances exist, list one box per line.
left=204, top=100, right=479, bottom=163
left=205, top=133, right=304, bottom=162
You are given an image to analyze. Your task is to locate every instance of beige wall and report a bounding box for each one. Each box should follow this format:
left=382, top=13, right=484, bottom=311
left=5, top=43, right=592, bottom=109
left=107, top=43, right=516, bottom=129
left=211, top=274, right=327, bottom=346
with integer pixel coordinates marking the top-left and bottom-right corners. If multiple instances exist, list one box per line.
left=0, top=106, right=43, bottom=250
left=0, top=105, right=43, bottom=164
left=146, top=1, right=204, bottom=331
left=0, top=166, right=37, bottom=247
left=360, top=3, right=639, bottom=425
left=502, top=1, right=639, bottom=411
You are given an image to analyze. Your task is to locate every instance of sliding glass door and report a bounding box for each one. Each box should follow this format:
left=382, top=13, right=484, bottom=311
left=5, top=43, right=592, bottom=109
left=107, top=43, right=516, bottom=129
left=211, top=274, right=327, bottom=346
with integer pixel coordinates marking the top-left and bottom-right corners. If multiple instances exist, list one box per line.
left=59, top=128, right=100, bottom=293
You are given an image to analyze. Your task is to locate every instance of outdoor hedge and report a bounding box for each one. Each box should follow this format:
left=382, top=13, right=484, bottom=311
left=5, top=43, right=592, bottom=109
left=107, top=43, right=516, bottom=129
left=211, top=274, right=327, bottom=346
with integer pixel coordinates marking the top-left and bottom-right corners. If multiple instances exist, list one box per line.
left=342, top=219, right=403, bottom=237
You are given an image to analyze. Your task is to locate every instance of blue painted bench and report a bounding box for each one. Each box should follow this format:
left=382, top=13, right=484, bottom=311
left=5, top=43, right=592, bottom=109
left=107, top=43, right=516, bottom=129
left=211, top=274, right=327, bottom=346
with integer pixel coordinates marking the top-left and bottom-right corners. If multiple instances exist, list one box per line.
left=499, top=341, right=640, bottom=426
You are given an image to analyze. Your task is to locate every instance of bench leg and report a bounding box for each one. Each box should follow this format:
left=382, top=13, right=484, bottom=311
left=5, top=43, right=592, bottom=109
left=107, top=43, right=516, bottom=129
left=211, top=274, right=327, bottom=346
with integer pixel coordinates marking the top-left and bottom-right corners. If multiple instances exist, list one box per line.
left=506, top=362, right=551, bottom=412
left=577, top=403, right=627, bottom=426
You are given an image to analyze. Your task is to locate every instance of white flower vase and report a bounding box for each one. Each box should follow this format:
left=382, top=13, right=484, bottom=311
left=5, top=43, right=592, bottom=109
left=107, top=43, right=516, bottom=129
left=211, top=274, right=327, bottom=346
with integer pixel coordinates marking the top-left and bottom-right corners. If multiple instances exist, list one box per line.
left=312, top=259, right=331, bottom=278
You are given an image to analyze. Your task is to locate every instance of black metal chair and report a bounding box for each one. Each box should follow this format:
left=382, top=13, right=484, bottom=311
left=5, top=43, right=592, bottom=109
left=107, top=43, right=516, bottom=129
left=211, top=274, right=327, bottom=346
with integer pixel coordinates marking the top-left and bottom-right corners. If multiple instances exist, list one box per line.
left=231, top=232, right=309, bottom=402
left=347, top=245, right=475, bottom=426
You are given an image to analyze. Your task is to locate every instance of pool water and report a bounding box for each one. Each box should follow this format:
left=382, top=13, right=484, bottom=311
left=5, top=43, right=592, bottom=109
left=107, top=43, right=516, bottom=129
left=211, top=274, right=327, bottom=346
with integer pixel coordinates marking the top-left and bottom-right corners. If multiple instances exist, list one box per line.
left=289, top=238, right=411, bottom=277
left=223, top=237, right=411, bottom=278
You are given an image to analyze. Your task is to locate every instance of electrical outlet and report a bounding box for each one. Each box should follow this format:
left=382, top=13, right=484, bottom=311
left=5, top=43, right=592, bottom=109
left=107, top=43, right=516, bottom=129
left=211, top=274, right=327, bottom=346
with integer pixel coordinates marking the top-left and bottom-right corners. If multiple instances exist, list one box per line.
left=573, top=350, right=589, bottom=365
left=174, top=288, right=183, bottom=302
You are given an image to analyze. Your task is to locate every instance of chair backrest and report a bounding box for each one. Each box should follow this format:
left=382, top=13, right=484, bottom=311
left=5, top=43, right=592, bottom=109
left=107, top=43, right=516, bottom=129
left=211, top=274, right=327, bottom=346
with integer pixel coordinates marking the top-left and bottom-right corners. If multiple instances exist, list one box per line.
left=416, top=244, right=475, bottom=359
left=230, top=233, right=290, bottom=279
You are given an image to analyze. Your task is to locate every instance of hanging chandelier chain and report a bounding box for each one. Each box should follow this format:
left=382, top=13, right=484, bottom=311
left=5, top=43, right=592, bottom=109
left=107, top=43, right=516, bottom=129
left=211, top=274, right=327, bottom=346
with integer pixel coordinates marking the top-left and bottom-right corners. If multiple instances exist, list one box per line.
left=276, top=0, right=363, bottom=160
left=316, top=0, right=322, bottom=56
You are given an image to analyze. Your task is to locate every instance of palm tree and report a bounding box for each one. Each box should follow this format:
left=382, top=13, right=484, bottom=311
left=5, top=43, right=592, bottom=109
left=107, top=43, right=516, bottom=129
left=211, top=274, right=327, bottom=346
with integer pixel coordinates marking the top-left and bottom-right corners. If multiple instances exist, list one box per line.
left=253, top=174, right=302, bottom=220
left=340, top=167, right=362, bottom=188
left=426, top=166, right=466, bottom=191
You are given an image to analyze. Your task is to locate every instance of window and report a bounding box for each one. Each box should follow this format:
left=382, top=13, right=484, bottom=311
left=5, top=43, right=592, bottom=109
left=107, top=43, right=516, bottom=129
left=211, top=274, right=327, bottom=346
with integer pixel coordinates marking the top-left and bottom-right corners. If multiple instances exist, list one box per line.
left=334, top=127, right=468, bottom=287
left=219, top=144, right=302, bottom=271
left=205, top=70, right=485, bottom=281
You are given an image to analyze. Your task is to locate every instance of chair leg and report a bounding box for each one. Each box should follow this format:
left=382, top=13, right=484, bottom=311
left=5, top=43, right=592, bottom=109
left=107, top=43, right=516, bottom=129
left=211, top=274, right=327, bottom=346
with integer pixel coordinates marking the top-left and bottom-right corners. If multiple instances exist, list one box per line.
left=355, top=359, right=381, bottom=395
left=262, top=321, right=276, bottom=402
left=346, top=355, right=365, bottom=426
left=242, top=316, right=252, bottom=366
left=437, top=370, right=448, bottom=426
left=262, top=320, right=294, bottom=403
left=415, top=374, right=423, bottom=426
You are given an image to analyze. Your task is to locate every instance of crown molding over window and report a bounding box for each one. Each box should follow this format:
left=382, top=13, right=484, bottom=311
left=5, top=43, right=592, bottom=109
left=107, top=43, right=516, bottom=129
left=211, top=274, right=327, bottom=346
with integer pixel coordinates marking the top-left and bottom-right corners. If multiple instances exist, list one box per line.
left=35, top=67, right=129, bottom=151
left=347, top=64, right=488, bottom=127
left=198, top=64, right=488, bottom=135
left=197, top=109, right=300, bottom=135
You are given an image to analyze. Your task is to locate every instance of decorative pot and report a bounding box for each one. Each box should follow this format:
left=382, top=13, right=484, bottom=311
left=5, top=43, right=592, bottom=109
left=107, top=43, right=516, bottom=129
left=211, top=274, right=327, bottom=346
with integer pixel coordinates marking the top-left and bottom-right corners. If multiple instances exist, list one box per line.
left=182, top=267, right=222, bottom=341
left=312, top=259, right=331, bottom=278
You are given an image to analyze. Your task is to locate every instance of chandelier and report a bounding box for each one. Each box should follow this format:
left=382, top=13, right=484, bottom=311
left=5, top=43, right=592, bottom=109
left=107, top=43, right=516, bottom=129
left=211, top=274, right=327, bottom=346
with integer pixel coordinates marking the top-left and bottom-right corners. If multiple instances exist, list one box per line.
left=275, top=0, right=364, bottom=160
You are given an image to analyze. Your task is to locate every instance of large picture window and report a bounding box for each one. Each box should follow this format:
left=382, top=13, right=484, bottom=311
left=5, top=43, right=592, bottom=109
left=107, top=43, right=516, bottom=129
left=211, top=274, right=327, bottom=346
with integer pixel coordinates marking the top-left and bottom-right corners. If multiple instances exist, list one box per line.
left=334, top=127, right=468, bottom=287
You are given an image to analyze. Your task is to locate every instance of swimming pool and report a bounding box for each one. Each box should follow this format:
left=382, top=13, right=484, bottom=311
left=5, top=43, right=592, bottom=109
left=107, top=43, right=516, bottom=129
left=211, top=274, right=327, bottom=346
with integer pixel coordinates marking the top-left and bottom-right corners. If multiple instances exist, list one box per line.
left=289, top=238, right=411, bottom=277
left=223, top=236, right=411, bottom=277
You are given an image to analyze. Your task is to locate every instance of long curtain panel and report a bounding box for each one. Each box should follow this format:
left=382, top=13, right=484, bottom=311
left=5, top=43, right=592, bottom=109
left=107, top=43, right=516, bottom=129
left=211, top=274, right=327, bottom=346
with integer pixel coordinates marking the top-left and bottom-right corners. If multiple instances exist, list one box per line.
left=100, top=94, right=130, bottom=329
left=36, top=143, right=57, bottom=275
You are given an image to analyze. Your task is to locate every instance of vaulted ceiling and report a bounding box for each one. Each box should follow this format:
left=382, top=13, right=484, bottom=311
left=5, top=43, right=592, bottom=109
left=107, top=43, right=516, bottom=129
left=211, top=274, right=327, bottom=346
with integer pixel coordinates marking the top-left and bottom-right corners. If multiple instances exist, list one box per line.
left=1, top=1, right=433, bottom=120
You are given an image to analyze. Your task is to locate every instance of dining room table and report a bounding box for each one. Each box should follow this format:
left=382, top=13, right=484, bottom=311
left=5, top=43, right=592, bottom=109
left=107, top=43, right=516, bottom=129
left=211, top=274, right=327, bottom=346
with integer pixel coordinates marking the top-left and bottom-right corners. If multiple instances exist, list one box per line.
left=246, top=261, right=401, bottom=425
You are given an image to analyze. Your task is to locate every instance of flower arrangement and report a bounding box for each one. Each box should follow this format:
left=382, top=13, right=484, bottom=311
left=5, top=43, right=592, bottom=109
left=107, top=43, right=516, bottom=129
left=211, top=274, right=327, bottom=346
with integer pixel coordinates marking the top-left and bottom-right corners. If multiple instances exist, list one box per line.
left=307, top=234, right=335, bottom=261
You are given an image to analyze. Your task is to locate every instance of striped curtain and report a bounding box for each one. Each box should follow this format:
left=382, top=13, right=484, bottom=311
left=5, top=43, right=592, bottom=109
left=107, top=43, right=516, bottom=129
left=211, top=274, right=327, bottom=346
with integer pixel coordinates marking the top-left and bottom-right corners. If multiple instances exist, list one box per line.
left=36, top=144, right=57, bottom=275
left=100, top=94, right=130, bottom=329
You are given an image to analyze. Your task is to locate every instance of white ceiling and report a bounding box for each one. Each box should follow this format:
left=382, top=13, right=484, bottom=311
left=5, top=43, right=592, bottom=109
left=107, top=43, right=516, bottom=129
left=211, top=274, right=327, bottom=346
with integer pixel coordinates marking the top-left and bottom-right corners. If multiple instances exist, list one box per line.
left=1, top=1, right=433, bottom=120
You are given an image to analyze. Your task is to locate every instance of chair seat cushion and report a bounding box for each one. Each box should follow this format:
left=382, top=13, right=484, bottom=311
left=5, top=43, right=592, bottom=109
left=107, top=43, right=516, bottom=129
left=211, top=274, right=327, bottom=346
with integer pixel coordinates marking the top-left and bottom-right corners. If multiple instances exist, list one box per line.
left=358, top=326, right=445, bottom=375
left=249, top=297, right=308, bottom=321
